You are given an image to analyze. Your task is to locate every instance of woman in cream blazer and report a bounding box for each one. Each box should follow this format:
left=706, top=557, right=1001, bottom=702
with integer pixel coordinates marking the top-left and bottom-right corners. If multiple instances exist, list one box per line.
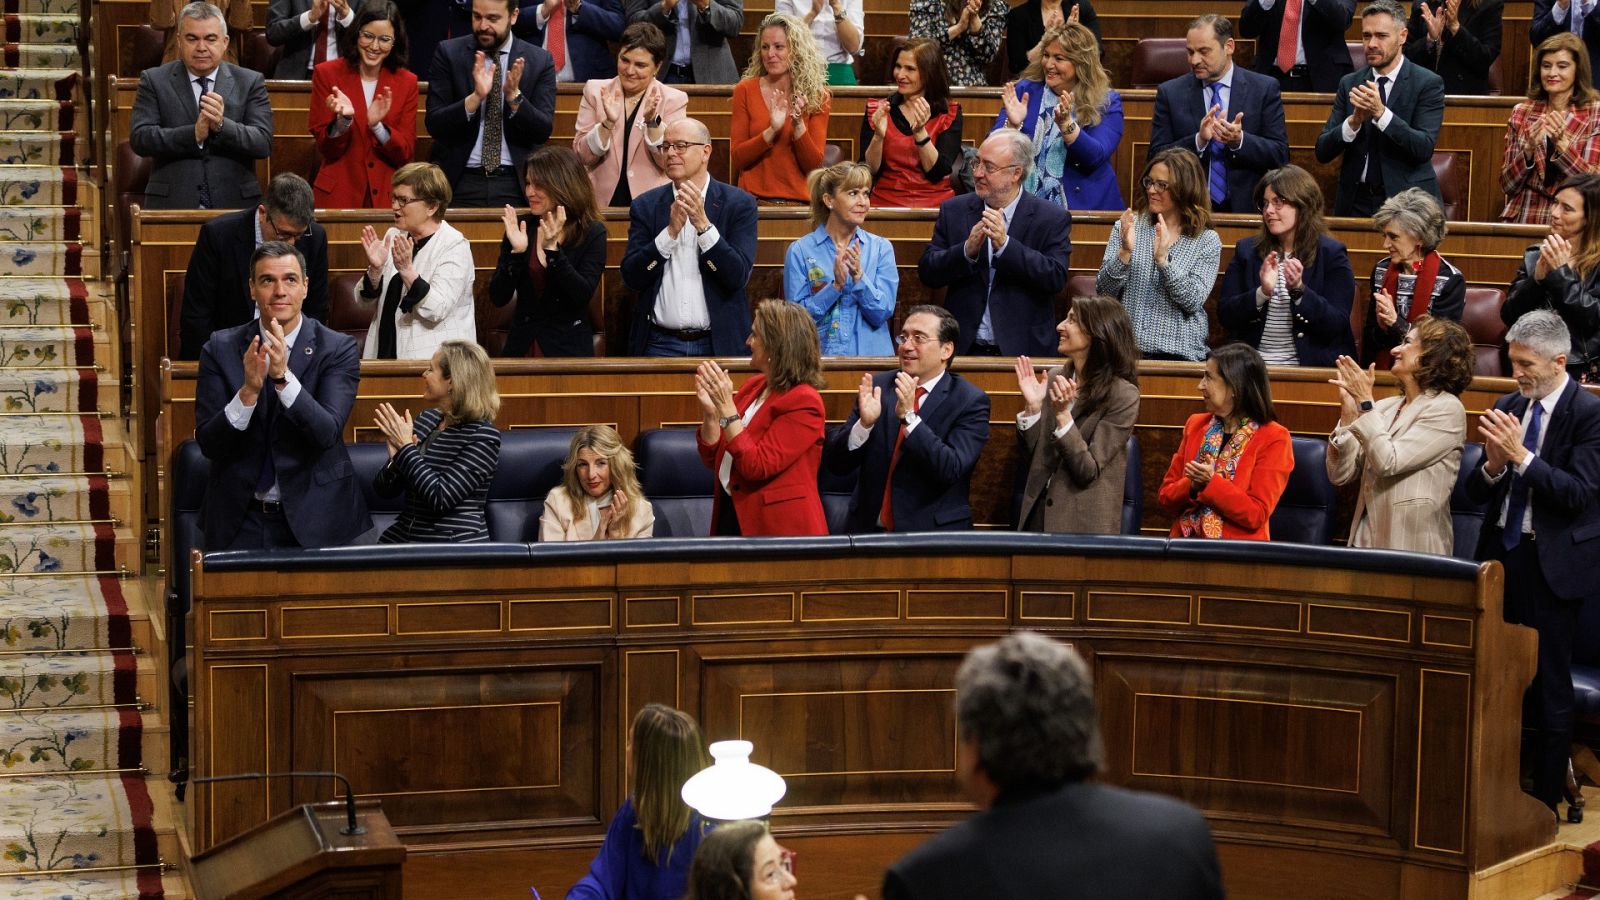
left=1326, top=316, right=1476, bottom=555
left=357, top=163, right=476, bottom=360
left=540, top=426, right=656, bottom=541
left=572, top=24, right=689, bottom=207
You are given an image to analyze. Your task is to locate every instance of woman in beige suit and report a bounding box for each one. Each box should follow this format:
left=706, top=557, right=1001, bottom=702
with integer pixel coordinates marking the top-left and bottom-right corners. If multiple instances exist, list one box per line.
left=1326, top=316, right=1476, bottom=554
left=1013, top=294, right=1141, bottom=534
left=541, top=425, right=656, bottom=541
left=572, top=23, right=689, bottom=208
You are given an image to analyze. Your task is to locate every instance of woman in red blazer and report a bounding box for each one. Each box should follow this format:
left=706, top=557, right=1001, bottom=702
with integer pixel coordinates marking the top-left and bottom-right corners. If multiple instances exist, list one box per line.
left=1158, top=343, right=1295, bottom=541
left=308, top=1, right=419, bottom=209
left=696, top=300, right=828, bottom=536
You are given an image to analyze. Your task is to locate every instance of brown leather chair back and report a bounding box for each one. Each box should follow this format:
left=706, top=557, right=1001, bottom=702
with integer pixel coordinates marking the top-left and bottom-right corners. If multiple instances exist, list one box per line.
left=1132, top=39, right=1189, bottom=88
left=1487, top=57, right=1503, bottom=95
left=1347, top=42, right=1365, bottom=71
left=1432, top=151, right=1465, bottom=219
left=1461, top=286, right=1509, bottom=376
left=327, top=272, right=376, bottom=344
left=239, top=28, right=282, bottom=77
left=114, top=140, right=153, bottom=275
left=476, top=284, right=606, bottom=357
left=122, top=24, right=166, bottom=76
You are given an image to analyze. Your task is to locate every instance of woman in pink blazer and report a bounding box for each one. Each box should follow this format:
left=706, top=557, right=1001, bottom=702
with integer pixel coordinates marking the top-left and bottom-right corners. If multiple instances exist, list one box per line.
left=308, top=1, right=419, bottom=209
left=573, top=23, right=689, bottom=207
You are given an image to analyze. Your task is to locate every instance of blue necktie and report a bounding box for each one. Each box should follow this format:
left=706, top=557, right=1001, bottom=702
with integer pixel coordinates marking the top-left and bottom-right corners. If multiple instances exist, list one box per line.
left=1207, top=81, right=1226, bottom=206
left=196, top=76, right=213, bottom=209
left=1363, top=76, right=1390, bottom=188
left=1501, top=400, right=1545, bottom=550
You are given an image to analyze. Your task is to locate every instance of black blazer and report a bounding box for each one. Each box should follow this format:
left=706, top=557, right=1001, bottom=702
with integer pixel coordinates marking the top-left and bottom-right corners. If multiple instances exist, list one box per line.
left=424, top=34, right=557, bottom=186
left=822, top=369, right=991, bottom=532
left=1404, top=0, right=1503, bottom=95
left=1533, top=0, right=1600, bottom=91
left=487, top=217, right=606, bottom=357
left=1004, top=0, right=1101, bottom=76
left=1466, top=378, right=1600, bottom=601
left=1148, top=66, right=1290, bottom=214
left=178, top=208, right=331, bottom=360
left=1505, top=245, right=1600, bottom=380
left=1314, top=61, right=1446, bottom=215
left=1239, top=0, right=1356, bottom=92
left=264, top=0, right=366, bottom=79
left=1217, top=234, right=1357, bottom=366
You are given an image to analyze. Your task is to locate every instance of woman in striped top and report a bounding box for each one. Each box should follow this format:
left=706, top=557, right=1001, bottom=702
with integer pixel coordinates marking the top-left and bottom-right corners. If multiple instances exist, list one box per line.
left=1362, top=189, right=1467, bottom=367
left=541, top=425, right=656, bottom=541
left=371, top=340, right=502, bottom=543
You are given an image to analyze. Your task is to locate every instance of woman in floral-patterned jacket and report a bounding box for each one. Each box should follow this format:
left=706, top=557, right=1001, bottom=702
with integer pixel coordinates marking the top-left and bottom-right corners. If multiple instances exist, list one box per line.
left=909, top=0, right=1008, bottom=86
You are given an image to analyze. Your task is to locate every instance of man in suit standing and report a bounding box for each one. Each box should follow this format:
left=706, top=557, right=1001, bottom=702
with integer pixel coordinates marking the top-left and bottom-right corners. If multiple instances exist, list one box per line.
left=1467, top=310, right=1600, bottom=817
left=1149, top=15, right=1290, bottom=215
left=882, top=632, right=1225, bottom=900
left=130, top=1, right=273, bottom=210
left=395, top=0, right=472, bottom=78
left=621, top=118, right=758, bottom=356
left=179, top=174, right=331, bottom=360
left=1532, top=0, right=1600, bottom=90
left=195, top=242, right=370, bottom=551
left=426, top=0, right=558, bottom=207
left=1239, top=0, right=1355, bottom=92
left=1314, top=0, right=1445, bottom=216
left=516, top=0, right=626, bottom=83
left=265, top=0, right=363, bottom=79
left=624, top=0, right=740, bottom=84
left=823, top=306, right=990, bottom=533
left=919, top=130, right=1071, bottom=358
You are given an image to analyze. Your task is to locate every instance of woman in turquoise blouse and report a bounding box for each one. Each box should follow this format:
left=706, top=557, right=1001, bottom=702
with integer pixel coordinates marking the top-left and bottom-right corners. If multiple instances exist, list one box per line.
left=783, top=161, right=899, bottom=356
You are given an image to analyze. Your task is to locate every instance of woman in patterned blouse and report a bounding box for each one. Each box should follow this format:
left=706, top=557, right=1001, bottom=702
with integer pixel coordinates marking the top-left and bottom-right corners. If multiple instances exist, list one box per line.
left=909, top=0, right=1008, bottom=86
left=1501, top=32, right=1600, bottom=224
left=1363, top=188, right=1466, bottom=366
left=783, top=162, right=898, bottom=355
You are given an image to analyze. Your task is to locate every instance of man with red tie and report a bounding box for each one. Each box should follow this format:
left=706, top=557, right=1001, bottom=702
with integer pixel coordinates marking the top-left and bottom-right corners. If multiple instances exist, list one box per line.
left=823, top=306, right=991, bottom=533
left=265, top=0, right=364, bottom=79
left=515, top=0, right=625, bottom=83
left=1239, top=0, right=1355, bottom=92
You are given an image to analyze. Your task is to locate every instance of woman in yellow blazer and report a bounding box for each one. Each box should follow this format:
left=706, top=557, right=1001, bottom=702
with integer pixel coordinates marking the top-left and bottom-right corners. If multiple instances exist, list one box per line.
left=1326, top=316, right=1476, bottom=555
left=541, top=425, right=656, bottom=541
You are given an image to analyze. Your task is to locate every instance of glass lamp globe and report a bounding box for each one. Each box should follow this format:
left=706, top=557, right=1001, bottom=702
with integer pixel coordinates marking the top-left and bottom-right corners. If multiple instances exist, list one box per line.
left=680, top=739, right=787, bottom=821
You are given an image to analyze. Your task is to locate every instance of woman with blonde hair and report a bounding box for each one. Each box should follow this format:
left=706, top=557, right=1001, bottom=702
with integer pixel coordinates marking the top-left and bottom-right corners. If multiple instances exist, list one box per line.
left=1501, top=32, right=1600, bottom=224
left=540, top=425, right=656, bottom=541
left=731, top=13, right=832, bottom=203
left=783, top=162, right=898, bottom=355
left=909, top=0, right=1008, bottom=86
left=371, top=340, right=501, bottom=543
left=566, top=705, right=712, bottom=900
left=993, top=22, right=1123, bottom=211
left=774, top=0, right=864, bottom=84
left=358, top=162, right=476, bottom=360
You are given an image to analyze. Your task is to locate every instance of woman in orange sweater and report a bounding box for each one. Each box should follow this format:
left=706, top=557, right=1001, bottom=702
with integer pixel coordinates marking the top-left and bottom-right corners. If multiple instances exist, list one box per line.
left=730, top=13, right=832, bottom=203
left=1158, top=343, right=1295, bottom=541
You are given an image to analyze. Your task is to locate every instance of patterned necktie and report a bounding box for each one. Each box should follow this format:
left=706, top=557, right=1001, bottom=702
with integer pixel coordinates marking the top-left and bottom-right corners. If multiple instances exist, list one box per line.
left=196, top=76, right=213, bottom=209
left=1502, top=400, right=1546, bottom=550
left=1276, top=0, right=1303, bottom=73
left=1207, top=81, right=1227, bottom=206
left=483, top=52, right=504, bottom=171
left=880, top=386, right=927, bottom=532
left=1363, top=76, right=1390, bottom=187
left=547, top=2, right=567, bottom=72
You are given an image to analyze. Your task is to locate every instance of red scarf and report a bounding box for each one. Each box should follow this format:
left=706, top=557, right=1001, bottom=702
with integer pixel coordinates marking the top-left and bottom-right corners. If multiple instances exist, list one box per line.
left=1377, top=250, right=1440, bottom=368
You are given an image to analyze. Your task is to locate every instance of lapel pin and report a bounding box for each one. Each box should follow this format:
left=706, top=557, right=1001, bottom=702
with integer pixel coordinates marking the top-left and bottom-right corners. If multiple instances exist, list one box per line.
left=305, top=346, right=314, bottom=355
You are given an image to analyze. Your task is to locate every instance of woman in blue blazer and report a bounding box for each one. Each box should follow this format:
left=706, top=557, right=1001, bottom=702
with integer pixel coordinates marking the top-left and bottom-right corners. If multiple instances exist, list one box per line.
left=991, top=22, right=1123, bottom=212
left=1218, top=166, right=1357, bottom=367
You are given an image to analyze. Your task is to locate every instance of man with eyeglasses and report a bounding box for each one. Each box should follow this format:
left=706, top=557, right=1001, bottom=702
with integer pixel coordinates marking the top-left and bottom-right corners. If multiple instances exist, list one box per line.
left=621, top=118, right=758, bottom=355
left=823, top=305, right=990, bottom=532
left=918, top=130, right=1071, bottom=357
left=179, top=174, right=331, bottom=359
left=265, top=0, right=363, bottom=79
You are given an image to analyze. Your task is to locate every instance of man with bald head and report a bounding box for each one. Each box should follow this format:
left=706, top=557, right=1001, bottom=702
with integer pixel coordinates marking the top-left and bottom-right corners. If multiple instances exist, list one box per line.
left=621, top=117, right=757, bottom=355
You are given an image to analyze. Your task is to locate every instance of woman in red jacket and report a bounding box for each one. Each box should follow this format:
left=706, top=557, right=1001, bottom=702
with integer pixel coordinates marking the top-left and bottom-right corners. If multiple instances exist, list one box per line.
left=308, top=1, right=419, bottom=209
left=1159, top=343, right=1294, bottom=541
left=695, top=300, right=828, bottom=536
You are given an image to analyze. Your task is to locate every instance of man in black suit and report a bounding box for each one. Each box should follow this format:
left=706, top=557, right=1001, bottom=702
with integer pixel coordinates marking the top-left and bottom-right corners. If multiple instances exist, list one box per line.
left=1467, top=310, right=1600, bottom=816
left=1239, top=0, right=1355, bottom=91
left=823, top=306, right=990, bottom=533
left=918, top=130, right=1071, bottom=358
left=1313, top=0, right=1445, bottom=216
left=1149, top=15, right=1290, bottom=214
left=264, top=0, right=363, bottom=79
left=882, top=632, right=1225, bottom=900
left=179, top=173, right=330, bottom=360
left=195, top=242, right=370, bottom=551
left=395, top=0, right=472, bottom=78
left=426, top=0, right=558, bottom=207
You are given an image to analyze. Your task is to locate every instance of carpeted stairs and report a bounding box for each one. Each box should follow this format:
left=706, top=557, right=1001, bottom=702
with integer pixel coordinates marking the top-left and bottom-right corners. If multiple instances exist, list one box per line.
left=1, top=1, right=182, bottom=896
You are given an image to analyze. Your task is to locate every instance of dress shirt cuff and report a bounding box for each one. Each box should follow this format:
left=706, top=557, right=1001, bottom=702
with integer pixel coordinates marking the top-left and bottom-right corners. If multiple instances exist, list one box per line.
left=372, top=122, right=391, bottom=144
left=1195, top=133, right=1207, bottom=153
left=1256, top=286, right=1271, bottom=306
left=536, top=4, right=552, bottom=25
left=848, top=420, right=872, bottom=449
left=1341, top=119, right=1359, bottom=142
left=1230, top=132, right=1245, bottom=151
left=328, top=115, right=353, bottom=139
left=1482, top=462, right=1508, bottom=483
left=1017, top=410, right=1041, bottom=431
left=300, top=9, right=316, bottom=29
left=587, top=126, right=609, bottom=155
left=1257, top=0, right=1276, bottom=8
left=336, top=6, right=355, bottom=26
left=654, top=227, right=677, bottom=257
left=1515, top=449, right=1538, bottom=475
left=903, top=412, right=922, bottom=434
left=1375, top=108, right=1395, bottom=131
left=398, top=276, right=432, bottom=314
left=695, top=225, right=721, bottom=252
left=993, top=236, right=1010, bottom=258
left=1053, top=419, right=1075, bottom=439
left=225, top=391, right=256, bottom=430
left=643, top=128, right=664, bottom=147
left=275, top=371, right=302, bottom=409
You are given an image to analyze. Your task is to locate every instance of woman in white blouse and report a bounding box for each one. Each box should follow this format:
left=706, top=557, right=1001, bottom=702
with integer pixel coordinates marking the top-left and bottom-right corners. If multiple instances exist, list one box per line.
left=358, top=162, right=476, bottom=360
left=774, top=0, right=864, bottom=84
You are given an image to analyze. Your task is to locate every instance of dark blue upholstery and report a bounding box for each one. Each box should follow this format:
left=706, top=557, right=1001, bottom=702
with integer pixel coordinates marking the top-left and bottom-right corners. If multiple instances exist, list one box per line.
left=1572, top=597, right=1600, bottom=718
left=498, top=428, right=580, bottom=542
left=1121, top=435, right=1143, bottom=536
left=1450, top=442, right=1488, bottom=561
left=820, top=426, right=859, bottom=535
left=1268, top=437, right=1336, bottom=545
left=349, top=442, right=403, bottom=537
left=636, top=428, right=715, bottom=537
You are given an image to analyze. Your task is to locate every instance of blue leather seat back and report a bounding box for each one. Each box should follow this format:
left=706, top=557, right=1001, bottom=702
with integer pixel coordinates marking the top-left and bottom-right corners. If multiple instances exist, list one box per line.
left=637, top=428, right=714, bottom=537
left=349, top=442, right=404, bottom=538
left=1572, top=596, right=1600, bottom=717
left=820, top=426, right=859, bottom=535
left=498, top=428, right=580, bottom=542
left=1450, top=442, right=1488, bottom=561
left=169, top=440, right=210, bottom=619
left=1268, top=436, right=1335, bottom=545
left=1121, top=435, right=1143, bottom=536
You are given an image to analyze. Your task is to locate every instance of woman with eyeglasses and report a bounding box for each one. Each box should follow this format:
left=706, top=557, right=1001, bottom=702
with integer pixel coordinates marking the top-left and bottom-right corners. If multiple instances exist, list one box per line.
left=992, top=22, right=1123, bottom=212
left=1096, top=147, right=1221, bottom=361
left=784, top=161, right=897, bottom=355
left=861, top=37, right=964, bottom=208
left=1218, top=166, right=1356, bottom=367
left=307, top=1, right=418, bottom=209
left=1363, top=188, right=1465, bottom=367
left=358, top=162, right=476, bottom=360
left=732, top=14, right=833, bottom=204
left=684, top=820, right=797, bottom=900
left=573, top=23, right=688, bottom=208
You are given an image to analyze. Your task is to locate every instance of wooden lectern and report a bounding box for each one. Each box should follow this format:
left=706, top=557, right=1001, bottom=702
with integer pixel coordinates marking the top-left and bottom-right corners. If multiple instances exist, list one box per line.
left=189, top=800, right=405, bottom=899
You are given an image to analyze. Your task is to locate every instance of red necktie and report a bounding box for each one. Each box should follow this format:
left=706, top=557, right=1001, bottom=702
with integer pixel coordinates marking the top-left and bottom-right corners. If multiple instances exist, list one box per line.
left=1275, top=0, right=1302, bottom=74
left=547, top=1, right=567, bottom=72
left=880, top=386, right=926, bottom=532
left=312, top=10, right=331, bottom=66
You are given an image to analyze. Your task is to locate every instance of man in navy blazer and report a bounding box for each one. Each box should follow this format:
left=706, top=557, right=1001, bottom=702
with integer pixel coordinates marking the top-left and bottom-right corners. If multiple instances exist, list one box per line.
left=1467, top=311, right=1600, bottom=816
left=1149, top=15, right=1289, bottom=215
left=1239, top=0, right=1356, bottom=92
left=1314, top=0, right=1444, bottom=216
left=824, top=306, right=991, bottom=532
left=195, top=242, right=370, bottom=551
left=621, top=118, right=757, bottom=356
left=426, top=0, right=558, bottom=207
left=919, top=131, right=1071, bottom=358
left=516, top=0, right=625, bottom=83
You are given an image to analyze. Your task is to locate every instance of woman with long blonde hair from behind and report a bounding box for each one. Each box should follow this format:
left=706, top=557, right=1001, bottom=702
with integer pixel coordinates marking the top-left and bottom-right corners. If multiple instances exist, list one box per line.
left=541, top=425, right=656, bottom=540
left=731, top=13, right=833, bottom=203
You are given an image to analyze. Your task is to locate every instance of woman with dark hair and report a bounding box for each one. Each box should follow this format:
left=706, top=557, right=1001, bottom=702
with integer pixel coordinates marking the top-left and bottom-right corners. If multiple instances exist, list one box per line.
left=1326, top=317, right=1473, bottom=554
left=909, top=0, right=1007, bottom=86
left=683, top=820, right=796, bottom=900
left=860, top=38, right=964, bottom=208
left=541, top=425, right=655, bottom=541
left=1500, top=32, right=1600, bottom=224
left=566, top=705, right=711, bottom=899
left=371, top=340, right=501, bottom=543
left=1005, top=0, right=1100, bottom=76
left=308, top=0, right=418, bottom=208
left=1504, top=172, right=1600, bottom=381
left=573, top=23, right=688, bottom=207
left=1014, top=295, right=1140, bottom=534
left=992, top=22, right=1123, bottom=212
left=1404, top=0, right=1503, bottom=95
left=1158, top=343, right=1294, bottom=541
left=732, top=13, right=833, bottom=203
left=1364, top=188, right=1467, bottom=367
left=696, top=300, right=828, bottom=537
left=488, top=146, right=606, bottom=357
left=1096, top=147, right=1221, bottom=361
left=1218, top=165, right=1356, bottom=366
left=784, top=162, right=897, bottom=355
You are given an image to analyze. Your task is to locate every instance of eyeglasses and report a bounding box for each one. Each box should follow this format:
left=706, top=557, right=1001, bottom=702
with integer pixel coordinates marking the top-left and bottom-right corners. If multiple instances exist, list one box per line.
left=264, top=219, right=307, bottom=242
left=358, top=31, right=396, bottom=47
left=895, top=332, right=939, bottom=346
left=1257, top=196, right=1291, bottom=212
left=1140, top=176, right=1171, bottom=192
left=972, top=160, right=1020, bottom=176
left=391, top=195, right=427, bottom=208
left=662, top=140, right=709, bottom=155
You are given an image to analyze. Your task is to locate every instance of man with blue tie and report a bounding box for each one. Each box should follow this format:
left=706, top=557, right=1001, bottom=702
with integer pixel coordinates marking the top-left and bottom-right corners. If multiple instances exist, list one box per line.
left=1314, top=0, right=1444, bottom=216
left=1533, top=0, right=1600, bottom=89
left=1149, top=15, right=1289, bottom=215
left=1467, top=310, right=1600, bottom=818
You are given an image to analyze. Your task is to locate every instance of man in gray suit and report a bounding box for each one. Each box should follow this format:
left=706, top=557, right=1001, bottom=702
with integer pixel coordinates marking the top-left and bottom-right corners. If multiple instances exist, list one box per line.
left=624, top=0, right=739, bottom=84
left=130, top=2, right=273, bottom=210
left=265, top=0, right=364, bottom=79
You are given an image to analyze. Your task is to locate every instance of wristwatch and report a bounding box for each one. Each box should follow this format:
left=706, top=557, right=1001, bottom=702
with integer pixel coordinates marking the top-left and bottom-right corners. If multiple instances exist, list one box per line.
left=718, top=414, right=740, bottom=429
left=1359, top=399, right=1374, bottom=413
left=269, top=374, right=289, bottom=387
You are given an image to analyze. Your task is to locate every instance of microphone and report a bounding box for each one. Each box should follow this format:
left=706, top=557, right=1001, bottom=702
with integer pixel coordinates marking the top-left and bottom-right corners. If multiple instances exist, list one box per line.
left=191, top=771, right=366, bottom=836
